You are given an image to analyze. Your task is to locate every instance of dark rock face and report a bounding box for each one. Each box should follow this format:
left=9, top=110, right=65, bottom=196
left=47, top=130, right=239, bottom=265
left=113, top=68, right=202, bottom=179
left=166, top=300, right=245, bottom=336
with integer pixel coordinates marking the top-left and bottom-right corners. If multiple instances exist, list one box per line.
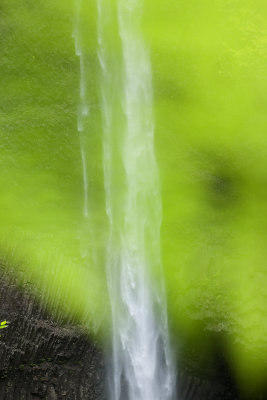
left=0, top=263, right=265, bottom=400
left=175, top=334, right=237, bottom=400
left=0, top=265, right=106, bottom=400
left=178, top=371, right=236, bottom=400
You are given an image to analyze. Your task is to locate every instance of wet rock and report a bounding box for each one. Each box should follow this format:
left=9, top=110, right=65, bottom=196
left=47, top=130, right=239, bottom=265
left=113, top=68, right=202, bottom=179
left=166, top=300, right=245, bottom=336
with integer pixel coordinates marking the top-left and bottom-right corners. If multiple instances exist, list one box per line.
left=0, top=263, right=265, bottom=399
left=0, top=264, right=106, bottom=400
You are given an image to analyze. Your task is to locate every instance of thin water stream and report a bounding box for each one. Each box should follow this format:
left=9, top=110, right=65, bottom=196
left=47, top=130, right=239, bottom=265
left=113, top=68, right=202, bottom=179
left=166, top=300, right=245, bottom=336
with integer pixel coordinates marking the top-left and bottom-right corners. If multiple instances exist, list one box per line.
left=73, top=0, right=89, bottom=219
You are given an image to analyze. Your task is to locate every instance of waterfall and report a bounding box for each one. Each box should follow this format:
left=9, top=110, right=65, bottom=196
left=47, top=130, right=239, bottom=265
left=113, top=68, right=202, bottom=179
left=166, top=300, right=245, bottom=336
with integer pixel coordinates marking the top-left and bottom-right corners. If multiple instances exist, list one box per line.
left=97, top=1, right=176, bottom=399
left=73, top=0, right=89, bottom=219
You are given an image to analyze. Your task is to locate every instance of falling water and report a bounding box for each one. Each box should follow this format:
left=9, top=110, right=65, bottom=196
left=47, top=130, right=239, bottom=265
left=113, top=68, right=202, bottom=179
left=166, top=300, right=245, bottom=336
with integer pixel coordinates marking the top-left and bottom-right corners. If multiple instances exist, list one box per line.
left=97, top=1, right=176, bottom=399
left=73, top=0, right=89, bottom=219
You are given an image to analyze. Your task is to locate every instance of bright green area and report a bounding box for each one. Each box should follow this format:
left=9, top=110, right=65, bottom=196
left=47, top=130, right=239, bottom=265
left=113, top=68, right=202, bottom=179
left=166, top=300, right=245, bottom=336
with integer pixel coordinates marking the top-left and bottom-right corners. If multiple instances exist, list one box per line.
left=144, top=0, right=267, bottom=390
left=0, top=0, right=107, bottom=332
left=0, top=320, right=8, bottom=329
left=0, top=0, right=266, bottom=391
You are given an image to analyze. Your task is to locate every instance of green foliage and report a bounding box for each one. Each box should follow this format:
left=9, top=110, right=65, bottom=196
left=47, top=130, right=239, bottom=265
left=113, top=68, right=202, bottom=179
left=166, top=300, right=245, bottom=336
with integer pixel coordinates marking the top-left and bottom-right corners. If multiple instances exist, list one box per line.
left=0, top=0, right=107, bottom=334
left=0, top=0, right=266, bottom=391
left=144, top=0, right=267, bottom=390
left=0, top=320, right=8, bottom=330
left=0, top=320, right=8, bottom=338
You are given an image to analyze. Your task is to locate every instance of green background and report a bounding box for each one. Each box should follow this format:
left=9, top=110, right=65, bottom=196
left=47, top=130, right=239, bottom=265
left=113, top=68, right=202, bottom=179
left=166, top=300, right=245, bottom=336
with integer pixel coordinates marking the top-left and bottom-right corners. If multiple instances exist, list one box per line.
left=1, top=0, right=266, bottom=391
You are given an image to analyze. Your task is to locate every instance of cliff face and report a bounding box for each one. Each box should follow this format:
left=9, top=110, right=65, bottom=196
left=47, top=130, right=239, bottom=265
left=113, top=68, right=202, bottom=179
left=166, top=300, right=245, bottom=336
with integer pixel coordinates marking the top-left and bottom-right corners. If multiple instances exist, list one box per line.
left=0, top=263, right=234, bottom=400
left=0, top=263, right=264, bottom=400
left=0, top=265, right=106, bottom=400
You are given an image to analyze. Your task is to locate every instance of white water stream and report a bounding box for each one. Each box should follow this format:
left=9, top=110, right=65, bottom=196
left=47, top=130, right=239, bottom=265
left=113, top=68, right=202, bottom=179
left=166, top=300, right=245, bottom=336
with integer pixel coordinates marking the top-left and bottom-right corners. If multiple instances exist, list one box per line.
left=73, top=1, right=175, bottom=398
left=97, top=1, right=176, bottom=399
